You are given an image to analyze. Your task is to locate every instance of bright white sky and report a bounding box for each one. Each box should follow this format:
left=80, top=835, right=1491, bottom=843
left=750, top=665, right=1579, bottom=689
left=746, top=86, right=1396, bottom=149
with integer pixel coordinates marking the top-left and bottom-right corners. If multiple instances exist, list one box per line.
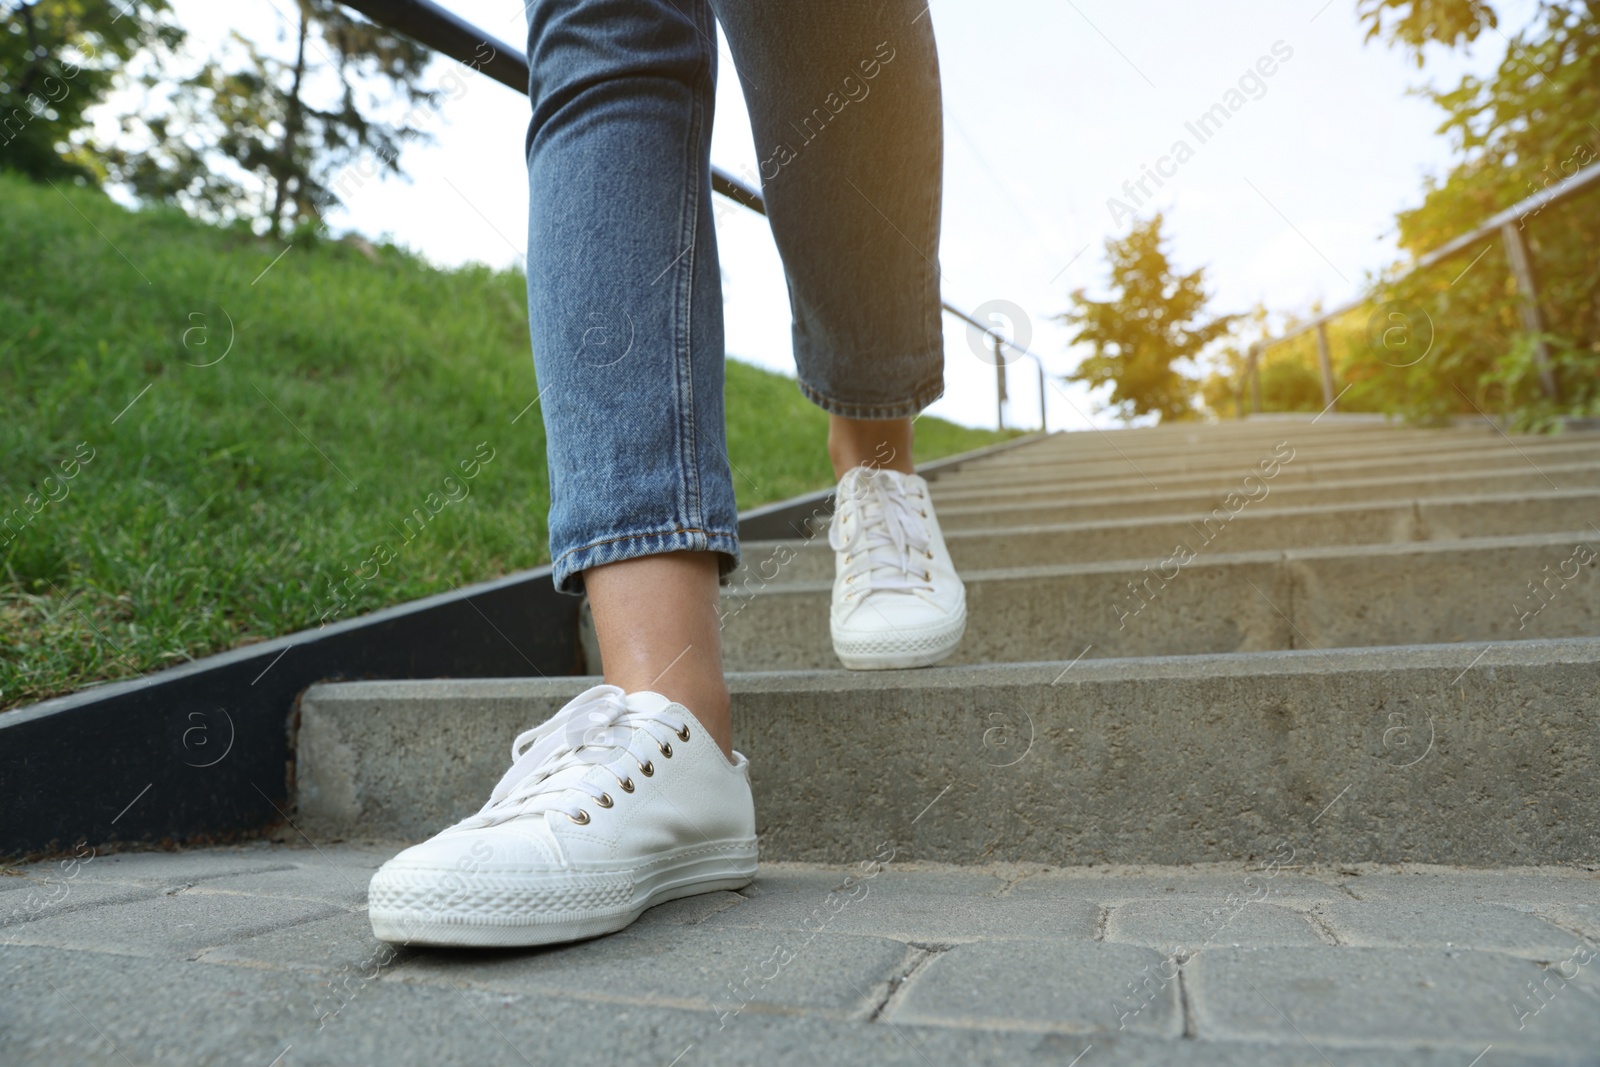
left=146, top=0, right=1533, bottom=430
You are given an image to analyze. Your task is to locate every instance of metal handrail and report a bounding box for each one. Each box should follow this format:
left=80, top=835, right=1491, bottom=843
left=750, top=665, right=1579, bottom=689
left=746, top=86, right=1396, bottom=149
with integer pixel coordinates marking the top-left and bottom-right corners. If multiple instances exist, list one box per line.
left=940, top=301, right=1048, bottom=432
left=339, top=0, right=1046, bottom=431
left=1247, top=159, right=1600, bottom=415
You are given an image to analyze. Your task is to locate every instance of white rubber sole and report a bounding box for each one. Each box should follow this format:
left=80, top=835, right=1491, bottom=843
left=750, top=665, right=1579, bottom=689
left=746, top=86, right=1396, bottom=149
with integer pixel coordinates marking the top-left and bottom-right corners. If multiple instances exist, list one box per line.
left=832, top=604, right=967, bottom=670
left=368, top=839, right=758, bottom=948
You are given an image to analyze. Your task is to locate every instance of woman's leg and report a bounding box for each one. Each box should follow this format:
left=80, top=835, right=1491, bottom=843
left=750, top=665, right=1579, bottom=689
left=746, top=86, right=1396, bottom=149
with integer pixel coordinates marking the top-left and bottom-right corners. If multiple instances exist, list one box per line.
left=710, top=0, right=946, bottom=423
left=522, top=0, right=737, bottom=744
left=711, top=0, right=960, bottom=669
left=583, top=552, right=731, bottom=758
left=828, top=415, right=916, bottom=478
left=523, top=0, right=737, bottom=601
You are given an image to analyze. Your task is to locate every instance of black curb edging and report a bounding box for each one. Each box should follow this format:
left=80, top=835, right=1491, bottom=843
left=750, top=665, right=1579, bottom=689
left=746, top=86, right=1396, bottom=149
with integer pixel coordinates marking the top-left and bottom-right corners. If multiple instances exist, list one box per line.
left=0, top=431, right=1046, bottom=860
left=0, top=565, right=579, bottom=862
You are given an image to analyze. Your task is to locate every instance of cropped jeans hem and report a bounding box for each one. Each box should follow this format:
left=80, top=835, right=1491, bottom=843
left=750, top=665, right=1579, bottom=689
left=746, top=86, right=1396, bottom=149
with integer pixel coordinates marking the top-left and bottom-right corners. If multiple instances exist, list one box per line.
left=797, top=374, right=945, bottom=421
left=551, top=525, right=741, bottom=596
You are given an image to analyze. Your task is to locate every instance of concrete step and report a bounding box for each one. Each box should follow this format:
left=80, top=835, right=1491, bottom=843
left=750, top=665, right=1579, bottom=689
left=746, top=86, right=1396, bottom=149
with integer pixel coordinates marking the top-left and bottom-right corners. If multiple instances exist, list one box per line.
left=964, top=432, right=1482, bottom=477
left=294, top=637, right=1600, bottom=866
left=974, top=420, right=1485, bottom=460
left=714, top=530, right=1600, bottom=670
left=729, top=489, right=1600, bottom=583
left=949, top=426, right=1546, bottom=480
left=931, top=460, right=1600, bottom=527
left=926, top=436, right=1600, bottom=499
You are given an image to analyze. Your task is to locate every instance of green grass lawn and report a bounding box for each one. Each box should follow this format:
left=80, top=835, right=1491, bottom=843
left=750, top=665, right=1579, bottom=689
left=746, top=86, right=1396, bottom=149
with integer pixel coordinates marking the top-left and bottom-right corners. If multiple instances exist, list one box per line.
left=0, top=173, right=1016, bottom=710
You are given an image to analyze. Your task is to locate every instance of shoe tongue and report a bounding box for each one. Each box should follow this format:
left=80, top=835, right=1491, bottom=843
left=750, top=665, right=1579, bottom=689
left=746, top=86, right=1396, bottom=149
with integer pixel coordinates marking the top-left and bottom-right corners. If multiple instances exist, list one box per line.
left=840, top=465, right=898, bottom=505
left=624, top=689, right=674, bottom=715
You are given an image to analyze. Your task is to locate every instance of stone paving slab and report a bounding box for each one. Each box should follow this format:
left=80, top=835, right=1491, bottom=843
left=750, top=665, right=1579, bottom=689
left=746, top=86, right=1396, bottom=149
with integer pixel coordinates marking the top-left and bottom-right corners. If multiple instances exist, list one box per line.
left=1104, top=899, right=1328, bottom=952
left=24, top=847, right=305, bottom=885
left=5, top=890, right=344, bottom=958
left=1329, top=865, right=1600, bottom=906
left=1, top=878, right=162, bottom=927
left=198, top=909, right=407, bottom=975
left=3, top=845, right=1599, bottom=1066
left=887, top=940, right=1184, bottom=1037
left=187, top=866, right=373, bottom=907
left=1309, top=899, right=1589, bottom=958
left=1004, top=866, right=1348, bottom=902
left=1190, top=945, right=1600, bottom=1053
left=684, top=864, right=1100, bottom=942
left=390, top=922, right=914, bottom=1019
left=12, top=941, right=1593, bottom=1067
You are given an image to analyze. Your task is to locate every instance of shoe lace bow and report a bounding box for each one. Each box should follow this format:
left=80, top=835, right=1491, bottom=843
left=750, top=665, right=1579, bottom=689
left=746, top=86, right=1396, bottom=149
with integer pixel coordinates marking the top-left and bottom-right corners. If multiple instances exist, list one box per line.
left=828, top=467, right=933, bottom=596
left=455, top=685, right=686, bottom=829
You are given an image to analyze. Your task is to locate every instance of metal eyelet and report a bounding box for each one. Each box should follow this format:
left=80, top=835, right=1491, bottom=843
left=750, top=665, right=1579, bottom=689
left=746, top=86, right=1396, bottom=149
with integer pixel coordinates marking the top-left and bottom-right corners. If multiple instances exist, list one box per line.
left=569, top=810, right=590, bottom=825
left=639, top=759, right=655, bottom=777
left=677, top=724, right=691, bottom=743
left=596, top=793, right=614, bottom=808
left=620, top=777, right=635, bottom=793
left=659, top=741, right=673, bottom=758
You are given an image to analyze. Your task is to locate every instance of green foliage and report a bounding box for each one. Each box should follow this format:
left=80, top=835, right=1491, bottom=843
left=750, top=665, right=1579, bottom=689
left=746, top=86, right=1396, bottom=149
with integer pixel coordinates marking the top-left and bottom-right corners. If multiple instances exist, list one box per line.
left=1357, top=0, right=1600, bottom=427
left=1356, top=0, right=1499, bottom=60
left=101, top=0, right=440, bottom=235
left=0, top=0, right=182, bottom=180
left=1058, top=213, right=1238, bottom=423
left=0, top=174, right=1008, bottom=709
left=1249, top=2, right=1598, bottom=428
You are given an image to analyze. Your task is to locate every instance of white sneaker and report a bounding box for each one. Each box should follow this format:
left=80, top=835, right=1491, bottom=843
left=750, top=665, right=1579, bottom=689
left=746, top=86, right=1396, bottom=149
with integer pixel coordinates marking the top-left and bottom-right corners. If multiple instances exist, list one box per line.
left=828, top=465, right=966, bottom=669
left=368, top=684, right=757, bottom=947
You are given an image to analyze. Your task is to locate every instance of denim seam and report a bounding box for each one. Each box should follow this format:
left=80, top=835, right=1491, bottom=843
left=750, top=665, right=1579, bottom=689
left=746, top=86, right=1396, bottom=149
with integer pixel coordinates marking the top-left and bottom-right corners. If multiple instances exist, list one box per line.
left=922, top=30, right=945, bottom=361
left=796, top=373, right=944, bottom=420
left=552, top=524, right=740, bottom=593
left=675, top=0, right=716, bottom=540
left=555, top=524, right=731, bottom=559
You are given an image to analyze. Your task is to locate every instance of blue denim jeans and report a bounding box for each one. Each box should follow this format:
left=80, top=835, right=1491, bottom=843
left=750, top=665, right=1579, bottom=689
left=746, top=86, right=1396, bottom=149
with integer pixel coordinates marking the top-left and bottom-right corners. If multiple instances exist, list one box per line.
left=523, top=0, right=944, bottom=595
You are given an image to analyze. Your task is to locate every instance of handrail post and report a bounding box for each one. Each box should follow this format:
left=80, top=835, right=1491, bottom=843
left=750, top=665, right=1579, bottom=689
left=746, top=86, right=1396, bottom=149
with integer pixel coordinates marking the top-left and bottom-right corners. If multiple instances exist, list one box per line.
left=1248, top=342, right=1262, bottom=415
left=1314, top=322, right=1336, bottom=411
left=1499, top=222, right=1560, bottom=401
left=1036, top=358, right=1046, bottom=433
left=1013, top=351, right=1048, bottom=432
left=992, top=333, right=1007, bottom=430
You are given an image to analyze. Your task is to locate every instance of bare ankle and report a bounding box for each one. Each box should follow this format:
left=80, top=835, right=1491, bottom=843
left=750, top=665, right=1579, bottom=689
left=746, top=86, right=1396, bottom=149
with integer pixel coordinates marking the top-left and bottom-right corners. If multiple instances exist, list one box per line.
left=584, top=551, right=735, bottom=759
left=828, top=415, right=915, bottom=478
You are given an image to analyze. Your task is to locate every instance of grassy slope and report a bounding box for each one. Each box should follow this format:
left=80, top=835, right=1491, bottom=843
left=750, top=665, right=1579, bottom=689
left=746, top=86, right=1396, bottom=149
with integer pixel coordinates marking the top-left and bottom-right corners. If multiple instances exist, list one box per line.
left=0, top=174, right=1014, bottom=709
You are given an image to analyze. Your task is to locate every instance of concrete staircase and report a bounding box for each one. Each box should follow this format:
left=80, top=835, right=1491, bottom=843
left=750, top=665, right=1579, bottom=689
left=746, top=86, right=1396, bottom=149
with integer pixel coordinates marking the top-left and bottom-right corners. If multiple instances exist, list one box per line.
left=296, top=416, right=1600, bottom=867
left=12, top=416, right=1596, bottom=1067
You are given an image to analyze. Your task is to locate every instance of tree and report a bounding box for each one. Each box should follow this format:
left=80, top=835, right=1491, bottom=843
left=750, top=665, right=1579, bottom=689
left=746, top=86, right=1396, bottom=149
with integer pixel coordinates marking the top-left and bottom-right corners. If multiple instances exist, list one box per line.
left=1354, top=0, right=1600, bottom=428
left=1058, top=213, right=1238, bottom=423
left=1356, top=0, right=1500, bottom=59
left=102, top=0, right=440, bottom=237
left=0, top=0, right=183, bottom=181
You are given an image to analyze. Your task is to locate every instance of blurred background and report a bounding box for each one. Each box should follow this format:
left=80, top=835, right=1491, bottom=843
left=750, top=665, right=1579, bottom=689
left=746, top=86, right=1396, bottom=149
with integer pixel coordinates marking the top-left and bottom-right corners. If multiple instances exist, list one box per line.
left=2, top=0, right=1596, bottom=707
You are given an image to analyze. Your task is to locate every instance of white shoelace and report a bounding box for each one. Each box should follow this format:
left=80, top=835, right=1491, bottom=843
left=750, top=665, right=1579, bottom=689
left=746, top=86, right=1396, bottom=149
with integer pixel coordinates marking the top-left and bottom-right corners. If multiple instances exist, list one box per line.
left=828, top=467, right=934, bottom=599
left=454, top=685, right=687, bottom=829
